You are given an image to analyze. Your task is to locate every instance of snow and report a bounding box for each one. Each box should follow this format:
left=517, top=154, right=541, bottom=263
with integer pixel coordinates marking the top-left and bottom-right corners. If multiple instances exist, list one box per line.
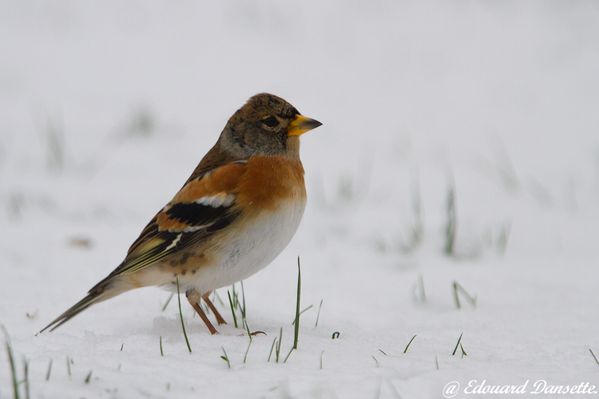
left=1, top=1, right=599, bottom=398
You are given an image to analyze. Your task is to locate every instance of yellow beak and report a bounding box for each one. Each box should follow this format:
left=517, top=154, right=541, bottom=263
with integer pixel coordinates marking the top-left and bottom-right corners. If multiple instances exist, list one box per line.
left=287, top=114, right=323, bottom=136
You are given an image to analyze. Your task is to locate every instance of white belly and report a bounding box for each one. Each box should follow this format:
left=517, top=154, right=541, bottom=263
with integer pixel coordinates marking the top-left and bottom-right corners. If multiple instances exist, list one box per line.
left=188, top=199, right=305, bottom=294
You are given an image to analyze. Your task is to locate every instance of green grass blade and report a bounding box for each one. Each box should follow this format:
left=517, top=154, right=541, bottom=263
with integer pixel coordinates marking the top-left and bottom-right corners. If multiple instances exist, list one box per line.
left=220, top=347, right=231, bottom=369
left=403, top=334, right=417, bottom=353
left=451, top=332, right=463, bottom=356
left=161, top=293, right=175, bottom=312
left=315, top=299, right=323, bottom=327
left=45, top=359, right=53, bottom=381
left=267, top=337, right=277, bottom=362
left=176, top=276, right=192, bottom=353
left=227, top=290, right=238, bottom=328
left=2, top=325, right=21, bottom=399
left=293, top=257, right=302, bottom=350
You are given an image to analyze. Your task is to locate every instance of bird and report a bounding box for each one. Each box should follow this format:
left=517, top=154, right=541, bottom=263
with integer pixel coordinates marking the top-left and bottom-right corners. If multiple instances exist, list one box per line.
left=40, top=93, right=322, bottom=334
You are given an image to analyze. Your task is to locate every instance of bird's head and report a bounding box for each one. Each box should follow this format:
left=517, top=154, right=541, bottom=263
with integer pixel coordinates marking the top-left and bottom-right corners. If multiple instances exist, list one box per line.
left=220, top=93, right=322, bottom=159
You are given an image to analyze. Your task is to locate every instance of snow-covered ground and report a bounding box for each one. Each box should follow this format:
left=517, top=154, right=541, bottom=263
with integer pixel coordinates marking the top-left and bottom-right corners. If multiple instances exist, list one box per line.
left=1, top=1, right=599, bottom=398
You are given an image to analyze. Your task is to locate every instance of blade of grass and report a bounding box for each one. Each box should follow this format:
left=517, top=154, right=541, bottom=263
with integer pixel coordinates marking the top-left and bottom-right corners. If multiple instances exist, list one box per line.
left=267, top=337, right=277, bottom=362
left=589, top=348, right=599, bottom=366
left=212, top=290, right=225, bottom=306
left=417, top=275, right=426, bottom=303
left=23, top=357, right=30, bottom=399
left=44, top=117, right=65, bottom=171
left=227, top=290, right=238, bottom=328
left=84, top=370, right=92, bottom=384
left=161, top=293, right=175, bottom=312
left=444, top=179, right=457, bottom=256
left=231, top=284, right=239, bottom=309
left=456, top=282, right=477, bottom=307
left=403, top=334, right=417, bottom=354
left=291, top=305, right=313, bottom=325
left=220, top=347, right=231, bottom=369
left=451, top=333, right=464, bottom=356
left=400, top=174, right=424, bottom=254
left=293, top=257, right=302, bottom=350
left=4, top=338, right=20, bottom=399
left=2, top=325, right=20, bottom=399
left=283, top=347, right=294, bottom=363
left=45, top=359, right=53, bottom=381
left=453, top=281, right=477, bottom=309
left=160, top=336, right=164, bottom=357
left=275, top=328, right=283, bottom=363
left=243, top=339, right=253, bottom=364
left=242, top=318, right=254, bottom=364
left=315, top=299, right=323, bottom=327
left=66, top=356, right=72, bottom=378
left=452, top=281, right=461, bottom=309
left=240, top=280, right=247, bottom=321
left=497, top=221, right=511, bottom=255
left=243, top=319, right=253, bottom=341
left=176, top=276, right=192, bottom=353
left=371, top=355, right=379, bottom=367
left=460, top=343, right=468, bottom=358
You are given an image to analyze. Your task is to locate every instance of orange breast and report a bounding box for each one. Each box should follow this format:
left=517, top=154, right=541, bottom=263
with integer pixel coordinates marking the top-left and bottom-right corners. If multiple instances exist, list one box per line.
left=236, top=156, right=306, bottom=212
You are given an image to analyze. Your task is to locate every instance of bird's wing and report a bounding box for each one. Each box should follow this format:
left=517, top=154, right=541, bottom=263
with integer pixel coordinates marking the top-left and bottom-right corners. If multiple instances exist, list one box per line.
left=39, top=160, right=248, bottom=333
left=101, top=160, right=248, bottom=280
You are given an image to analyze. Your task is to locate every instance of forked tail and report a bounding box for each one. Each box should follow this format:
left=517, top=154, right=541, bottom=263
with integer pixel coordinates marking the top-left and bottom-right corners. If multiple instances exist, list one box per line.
left=39, top=278, right=127, bottom=333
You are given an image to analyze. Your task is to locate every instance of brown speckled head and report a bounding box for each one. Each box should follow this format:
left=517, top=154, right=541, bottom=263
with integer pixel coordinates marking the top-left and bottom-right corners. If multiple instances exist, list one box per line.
left=188, top=93, right=321, bottom=181
left=218, top=93, right=322, bottom=159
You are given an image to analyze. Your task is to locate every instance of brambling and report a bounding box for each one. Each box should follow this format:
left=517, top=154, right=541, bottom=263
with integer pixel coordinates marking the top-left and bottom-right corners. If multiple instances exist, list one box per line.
left=41, top=93, right=322, bottom=334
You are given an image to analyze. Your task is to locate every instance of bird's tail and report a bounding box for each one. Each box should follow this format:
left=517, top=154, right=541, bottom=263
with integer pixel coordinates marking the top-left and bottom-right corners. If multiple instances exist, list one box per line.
left=39, top=280, right=126, bottom=333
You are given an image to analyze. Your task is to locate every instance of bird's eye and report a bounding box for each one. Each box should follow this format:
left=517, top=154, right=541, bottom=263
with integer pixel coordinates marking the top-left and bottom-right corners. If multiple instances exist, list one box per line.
left=261, top=116, right=279, bottom=128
